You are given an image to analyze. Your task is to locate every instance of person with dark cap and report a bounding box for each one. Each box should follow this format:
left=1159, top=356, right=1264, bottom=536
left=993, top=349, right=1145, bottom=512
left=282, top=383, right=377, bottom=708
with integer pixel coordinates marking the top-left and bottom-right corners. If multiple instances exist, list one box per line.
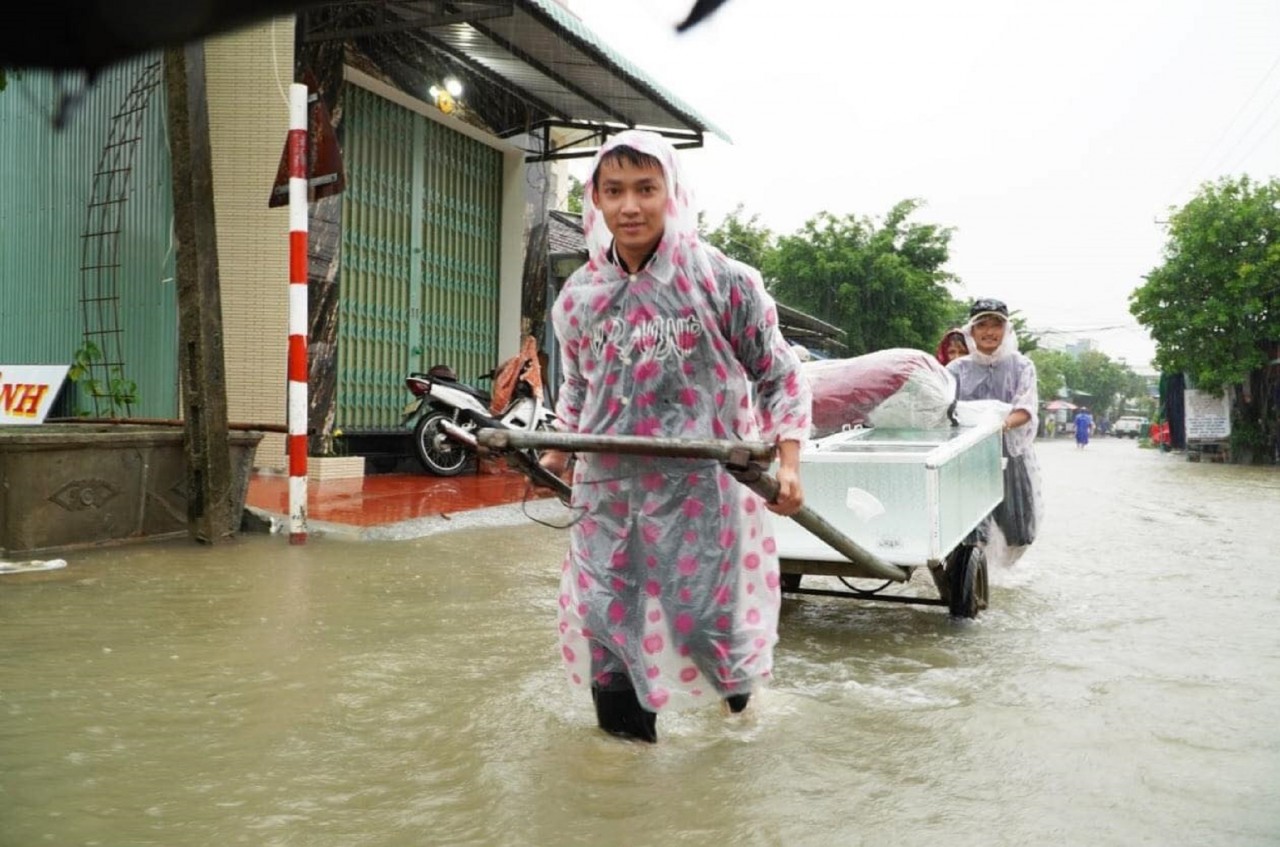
left=946, top=298, right=1042, bottom=565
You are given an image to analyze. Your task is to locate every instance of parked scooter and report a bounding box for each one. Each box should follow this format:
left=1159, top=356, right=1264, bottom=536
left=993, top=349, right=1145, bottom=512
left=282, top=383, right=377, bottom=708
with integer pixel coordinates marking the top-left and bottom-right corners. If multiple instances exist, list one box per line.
left=401, top=344, right=557, bottom=476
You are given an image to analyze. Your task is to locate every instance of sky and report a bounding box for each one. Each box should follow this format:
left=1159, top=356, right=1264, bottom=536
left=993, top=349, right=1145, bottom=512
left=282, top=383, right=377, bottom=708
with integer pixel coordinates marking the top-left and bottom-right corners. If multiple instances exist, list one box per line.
left=562, top=0, right=1280, bottom=371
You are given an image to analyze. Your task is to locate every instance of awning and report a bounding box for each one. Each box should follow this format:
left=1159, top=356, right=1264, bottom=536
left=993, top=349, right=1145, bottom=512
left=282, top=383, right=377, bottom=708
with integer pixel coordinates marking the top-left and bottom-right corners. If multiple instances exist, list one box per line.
left=302, top=0, right=728, bottom=160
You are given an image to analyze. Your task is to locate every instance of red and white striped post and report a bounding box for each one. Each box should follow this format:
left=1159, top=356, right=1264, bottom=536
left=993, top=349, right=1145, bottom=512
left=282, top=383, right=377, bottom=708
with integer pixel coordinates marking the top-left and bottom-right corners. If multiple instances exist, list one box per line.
left=287, top=82, right=309, bottom=544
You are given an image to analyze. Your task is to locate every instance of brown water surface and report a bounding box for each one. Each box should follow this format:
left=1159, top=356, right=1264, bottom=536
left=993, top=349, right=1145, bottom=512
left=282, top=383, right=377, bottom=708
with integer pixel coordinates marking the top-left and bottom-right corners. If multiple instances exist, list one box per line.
left=3, top=438, right=1277, bottom=846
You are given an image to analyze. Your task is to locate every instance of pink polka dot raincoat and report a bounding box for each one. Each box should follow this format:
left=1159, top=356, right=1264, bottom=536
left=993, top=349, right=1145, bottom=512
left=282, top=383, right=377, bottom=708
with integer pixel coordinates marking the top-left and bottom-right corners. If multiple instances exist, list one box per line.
left=550, top=131, right=812, bottom=713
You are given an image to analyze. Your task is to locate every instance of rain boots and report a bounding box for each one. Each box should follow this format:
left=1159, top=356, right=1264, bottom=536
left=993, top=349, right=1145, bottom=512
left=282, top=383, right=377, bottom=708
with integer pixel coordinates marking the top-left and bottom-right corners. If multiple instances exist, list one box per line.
left=591, top=675, right=657, bottom=743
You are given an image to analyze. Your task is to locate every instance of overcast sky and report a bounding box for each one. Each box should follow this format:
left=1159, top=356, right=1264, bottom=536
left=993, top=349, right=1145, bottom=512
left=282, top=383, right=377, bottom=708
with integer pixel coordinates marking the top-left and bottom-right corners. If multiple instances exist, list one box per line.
left=563, top=0, right=1280, bottom=371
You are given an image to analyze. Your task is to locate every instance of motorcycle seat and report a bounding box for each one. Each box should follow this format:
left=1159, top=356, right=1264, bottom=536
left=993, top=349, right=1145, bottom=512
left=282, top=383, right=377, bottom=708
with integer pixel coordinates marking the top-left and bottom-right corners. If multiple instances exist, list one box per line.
left=457, top=383, right=491, bottom=403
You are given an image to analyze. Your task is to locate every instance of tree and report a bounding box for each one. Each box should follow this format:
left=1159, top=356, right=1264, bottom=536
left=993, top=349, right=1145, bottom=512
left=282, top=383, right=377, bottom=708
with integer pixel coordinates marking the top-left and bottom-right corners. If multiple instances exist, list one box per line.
left=1028, top=347, right=1145, bottom=420
left=1028, top=348, right=1072, bottom=405
left=700, top=203, right=774, bottom=272
left=1130, top=175, right=1280, bottom=459
left=1074, top=350, right=1130, bottom=420
left=565, top=174, right=584, bottom=214
left=765, top=200, right=958, bottom=354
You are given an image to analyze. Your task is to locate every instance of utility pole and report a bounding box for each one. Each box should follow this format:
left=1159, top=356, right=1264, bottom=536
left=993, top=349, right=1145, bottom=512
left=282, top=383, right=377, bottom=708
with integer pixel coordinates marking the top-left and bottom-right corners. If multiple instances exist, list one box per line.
left=164, top=44, right=235, bottom=543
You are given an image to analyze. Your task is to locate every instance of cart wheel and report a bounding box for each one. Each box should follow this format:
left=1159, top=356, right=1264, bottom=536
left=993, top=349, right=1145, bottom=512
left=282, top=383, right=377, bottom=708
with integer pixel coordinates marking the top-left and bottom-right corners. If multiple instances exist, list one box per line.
left=945, top=544, right=988, bottom=618
left=780, top=572, right=802, bottom=592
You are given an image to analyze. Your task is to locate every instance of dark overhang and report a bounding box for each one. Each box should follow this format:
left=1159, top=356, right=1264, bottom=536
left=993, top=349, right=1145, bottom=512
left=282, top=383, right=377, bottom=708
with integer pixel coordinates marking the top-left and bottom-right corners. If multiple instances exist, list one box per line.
left=302, top=0, right=728, bottom=161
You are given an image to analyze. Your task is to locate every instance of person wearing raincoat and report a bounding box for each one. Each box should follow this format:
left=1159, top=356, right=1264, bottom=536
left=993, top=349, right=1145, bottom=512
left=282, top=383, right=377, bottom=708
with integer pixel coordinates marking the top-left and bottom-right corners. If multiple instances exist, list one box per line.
left=946, top=298, right=1042, bottom=566
left=539, top=130, right=812, bottom=743
left=934, top=327, right=968, bottom=366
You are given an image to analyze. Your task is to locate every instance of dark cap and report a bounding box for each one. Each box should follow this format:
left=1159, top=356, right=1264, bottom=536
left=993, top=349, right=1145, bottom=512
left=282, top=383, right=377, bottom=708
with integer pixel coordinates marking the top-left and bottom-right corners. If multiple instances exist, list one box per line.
left=969, top=298, right=1009, bottom=321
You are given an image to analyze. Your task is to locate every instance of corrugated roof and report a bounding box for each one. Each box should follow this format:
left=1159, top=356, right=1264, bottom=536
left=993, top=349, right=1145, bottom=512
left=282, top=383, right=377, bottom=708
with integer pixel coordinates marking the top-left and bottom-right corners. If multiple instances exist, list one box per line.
left=513, top=0, right=729, bottom=142
left=306, top=1, right=728, bottom=154
left=546, top=210, right=587, bottom=257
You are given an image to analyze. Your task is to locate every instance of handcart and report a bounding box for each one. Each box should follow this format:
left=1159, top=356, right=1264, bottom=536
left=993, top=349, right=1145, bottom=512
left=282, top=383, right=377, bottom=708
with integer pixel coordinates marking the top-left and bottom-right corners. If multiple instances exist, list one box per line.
left=771, top=422, right=1005, bottom=618
left=470, top=421, right=1004, bottom=618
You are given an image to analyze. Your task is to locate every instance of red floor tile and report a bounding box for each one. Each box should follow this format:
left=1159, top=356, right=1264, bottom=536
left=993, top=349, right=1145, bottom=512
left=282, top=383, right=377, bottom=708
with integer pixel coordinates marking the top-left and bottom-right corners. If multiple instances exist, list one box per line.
left=246, top=466, right=552, bottom=527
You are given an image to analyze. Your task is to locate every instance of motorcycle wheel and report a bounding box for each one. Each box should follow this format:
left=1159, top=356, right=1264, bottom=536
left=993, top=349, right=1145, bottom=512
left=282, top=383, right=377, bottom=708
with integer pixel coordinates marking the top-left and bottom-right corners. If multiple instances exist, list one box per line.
left=413, top=411, right=471, bottom=476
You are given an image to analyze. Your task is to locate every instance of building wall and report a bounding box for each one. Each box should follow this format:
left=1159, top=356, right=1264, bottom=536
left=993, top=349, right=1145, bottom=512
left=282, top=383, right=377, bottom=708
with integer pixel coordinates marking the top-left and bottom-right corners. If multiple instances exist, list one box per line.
left=205, top=19, right=295, bottom=470
left=0, top=57, right=178, bottom=418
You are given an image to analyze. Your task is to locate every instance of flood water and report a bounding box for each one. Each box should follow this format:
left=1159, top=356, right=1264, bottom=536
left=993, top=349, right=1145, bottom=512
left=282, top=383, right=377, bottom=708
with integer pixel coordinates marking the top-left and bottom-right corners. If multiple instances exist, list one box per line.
left=3, top=437, right=1278, bottom=846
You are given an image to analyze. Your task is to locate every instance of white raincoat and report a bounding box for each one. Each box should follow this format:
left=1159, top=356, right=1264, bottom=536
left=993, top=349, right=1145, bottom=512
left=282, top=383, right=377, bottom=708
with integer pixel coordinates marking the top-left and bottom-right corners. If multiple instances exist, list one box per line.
left=947, top=318, right=1043, bottom=565
left=549, top=131, right=812, bottom=712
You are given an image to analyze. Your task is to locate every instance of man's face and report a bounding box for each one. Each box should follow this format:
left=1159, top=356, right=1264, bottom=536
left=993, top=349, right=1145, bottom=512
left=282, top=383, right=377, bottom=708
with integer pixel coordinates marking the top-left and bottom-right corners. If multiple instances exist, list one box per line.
left=592, top=156, right=668, bottom=264
left=971, top=316, right=1007, bottom=354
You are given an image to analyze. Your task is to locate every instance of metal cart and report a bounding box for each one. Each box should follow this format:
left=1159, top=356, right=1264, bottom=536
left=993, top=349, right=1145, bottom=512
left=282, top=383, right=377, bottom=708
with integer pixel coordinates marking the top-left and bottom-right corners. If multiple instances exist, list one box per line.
left=473, top=421, right=1005, bottom=618
left=773, top=423, right=1005, bottom=617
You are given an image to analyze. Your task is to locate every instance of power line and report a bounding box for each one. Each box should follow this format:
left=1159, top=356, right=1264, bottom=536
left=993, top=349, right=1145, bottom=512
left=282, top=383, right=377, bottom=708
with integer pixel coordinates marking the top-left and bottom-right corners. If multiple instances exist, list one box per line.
left=1029, top=323, right=1148, bottom=335
left=1167, top=50, right=1280, bottom=204
left=1206, top=75, right=1280, bottom=176
left=1219, top=104, right=1280, bottom=176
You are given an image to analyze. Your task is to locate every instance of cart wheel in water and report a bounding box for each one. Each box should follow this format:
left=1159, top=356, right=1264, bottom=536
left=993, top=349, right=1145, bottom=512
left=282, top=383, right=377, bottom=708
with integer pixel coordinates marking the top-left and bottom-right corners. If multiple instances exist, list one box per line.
left=945, top=544, right=988, bottom=618
left=414, top=411, right=470, bottom=476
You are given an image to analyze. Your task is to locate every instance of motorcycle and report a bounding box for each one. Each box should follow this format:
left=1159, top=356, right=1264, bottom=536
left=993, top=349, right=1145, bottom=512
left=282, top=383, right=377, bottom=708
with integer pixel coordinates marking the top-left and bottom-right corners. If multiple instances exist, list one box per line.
left=401, top=349, right=557, bottom=476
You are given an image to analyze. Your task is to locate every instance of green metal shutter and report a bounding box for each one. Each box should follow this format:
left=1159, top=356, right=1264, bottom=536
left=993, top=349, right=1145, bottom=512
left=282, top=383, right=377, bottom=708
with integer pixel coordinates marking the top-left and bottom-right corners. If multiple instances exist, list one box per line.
left=338, top=85, right=502, bottom=432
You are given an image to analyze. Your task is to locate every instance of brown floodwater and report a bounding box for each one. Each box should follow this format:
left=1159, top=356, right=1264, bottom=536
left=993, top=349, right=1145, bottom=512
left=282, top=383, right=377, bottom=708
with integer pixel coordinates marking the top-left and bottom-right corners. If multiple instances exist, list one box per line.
left=2, top=437, right=1277, bottom=846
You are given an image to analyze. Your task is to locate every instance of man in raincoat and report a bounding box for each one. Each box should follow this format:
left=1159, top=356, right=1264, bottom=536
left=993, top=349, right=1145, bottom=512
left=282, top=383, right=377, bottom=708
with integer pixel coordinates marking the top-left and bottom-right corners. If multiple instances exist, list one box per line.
left=540, top=130, right=812, bottom=743
left=947, top=298, right=1042, bottom=566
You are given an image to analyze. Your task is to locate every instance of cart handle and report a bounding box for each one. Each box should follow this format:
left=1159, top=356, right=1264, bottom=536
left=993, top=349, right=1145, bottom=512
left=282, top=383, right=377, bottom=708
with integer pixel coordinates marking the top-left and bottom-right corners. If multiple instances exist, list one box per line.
left=477, top=429, right=775, bottom=463
left=475, top=429, right=910, bottom=584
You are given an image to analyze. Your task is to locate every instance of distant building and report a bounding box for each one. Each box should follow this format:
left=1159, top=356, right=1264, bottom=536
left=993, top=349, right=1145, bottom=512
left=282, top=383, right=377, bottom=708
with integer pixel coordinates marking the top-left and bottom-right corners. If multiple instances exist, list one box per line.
left=1065, top=338, right=1097, bottom=358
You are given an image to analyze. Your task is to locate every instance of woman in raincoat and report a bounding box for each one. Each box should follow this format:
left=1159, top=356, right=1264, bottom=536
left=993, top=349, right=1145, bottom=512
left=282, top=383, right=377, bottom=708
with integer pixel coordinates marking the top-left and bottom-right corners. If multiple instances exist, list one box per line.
left=946, top=298, right=1042, bottom=566
left=540, top=130, right=812, bottom=742
left=934, top=327, right=968, bottom=366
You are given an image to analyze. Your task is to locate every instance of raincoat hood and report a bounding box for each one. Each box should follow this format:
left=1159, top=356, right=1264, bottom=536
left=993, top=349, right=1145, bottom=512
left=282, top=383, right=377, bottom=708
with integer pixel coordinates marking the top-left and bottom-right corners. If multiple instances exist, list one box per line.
left=582, top=129, right=704, bottom=285
left=935, top=328, right=968, bottom=366
left=962, top=315, right=1020, bottom=365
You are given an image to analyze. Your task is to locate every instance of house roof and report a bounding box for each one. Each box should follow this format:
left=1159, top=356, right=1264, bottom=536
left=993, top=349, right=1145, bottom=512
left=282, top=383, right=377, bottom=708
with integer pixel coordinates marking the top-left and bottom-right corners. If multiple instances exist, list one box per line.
left=303, top=0, right=728, bottom=160
left=546, top=210, right=587, bottom=257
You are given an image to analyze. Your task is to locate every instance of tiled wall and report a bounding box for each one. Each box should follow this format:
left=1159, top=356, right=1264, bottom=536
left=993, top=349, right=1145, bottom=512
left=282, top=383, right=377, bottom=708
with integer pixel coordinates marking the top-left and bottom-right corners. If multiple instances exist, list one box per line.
left=205, top=19, right=295, bottom=470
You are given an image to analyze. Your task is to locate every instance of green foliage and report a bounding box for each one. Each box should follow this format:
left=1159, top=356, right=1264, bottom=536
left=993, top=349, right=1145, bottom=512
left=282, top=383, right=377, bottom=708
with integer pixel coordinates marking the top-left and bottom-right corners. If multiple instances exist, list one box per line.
left=1027, top=346, right=1147, bottom=419
left=764, top=200, right=959, bottom=355
left=68, top=340, right=138, bottom=417
left=1130, top=175, right=1280, bottom=393
left=1229, top=405, right=1269, bottom=461
left=1011, top=316, right=1040, bottom=353
left=700, top=204, right=775, bottom=273
left=1027, top=348, right=1071, bottom=403
left=1074, top=350, right=1132, bottom=419
left=565, top=175, right=584, bottom=214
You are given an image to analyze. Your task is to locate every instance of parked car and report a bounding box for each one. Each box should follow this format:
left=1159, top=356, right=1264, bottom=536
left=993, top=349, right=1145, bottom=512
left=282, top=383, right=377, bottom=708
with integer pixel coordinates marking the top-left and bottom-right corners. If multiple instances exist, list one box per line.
left=1113, top=416, right=1147, bottom=438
